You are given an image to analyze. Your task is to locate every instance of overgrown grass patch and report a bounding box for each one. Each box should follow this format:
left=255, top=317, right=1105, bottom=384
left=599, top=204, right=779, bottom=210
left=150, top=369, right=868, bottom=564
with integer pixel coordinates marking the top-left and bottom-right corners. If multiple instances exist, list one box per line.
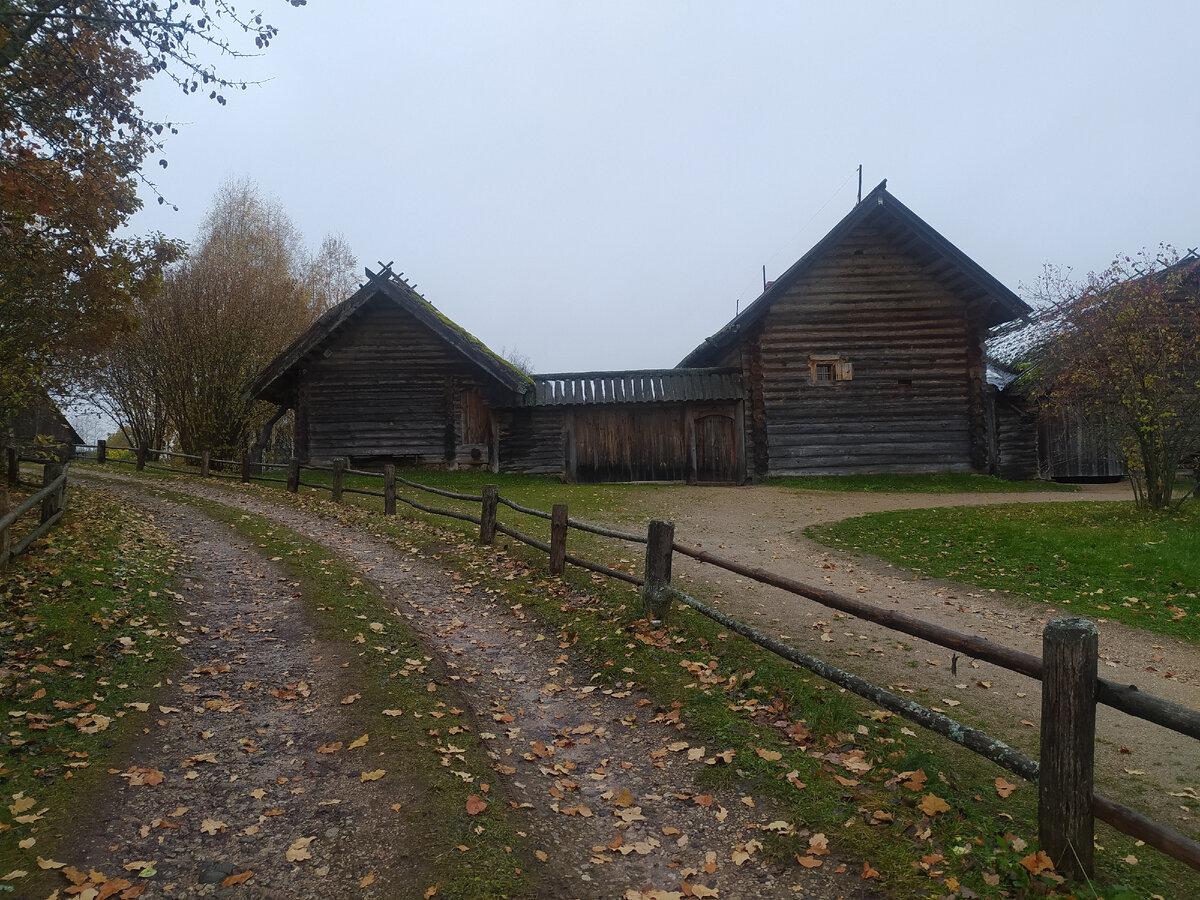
left=768, top=472, right=1080, bottom=493
left=809, top=501, right=1200, bottom=642
left=0, top=488, right=182, bottom=892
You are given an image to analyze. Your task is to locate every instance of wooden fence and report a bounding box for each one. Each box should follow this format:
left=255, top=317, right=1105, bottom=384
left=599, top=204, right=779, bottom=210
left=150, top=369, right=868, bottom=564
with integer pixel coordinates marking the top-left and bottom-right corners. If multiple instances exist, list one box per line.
left=85, top=442, right=1200, bottom=878
left=2, top=448, right=69, bottom=569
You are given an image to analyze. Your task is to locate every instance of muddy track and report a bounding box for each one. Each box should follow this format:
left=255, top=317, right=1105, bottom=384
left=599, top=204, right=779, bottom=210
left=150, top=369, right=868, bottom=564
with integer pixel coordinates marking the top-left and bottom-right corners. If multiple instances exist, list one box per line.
left=73, top=471, right=880, bottom=900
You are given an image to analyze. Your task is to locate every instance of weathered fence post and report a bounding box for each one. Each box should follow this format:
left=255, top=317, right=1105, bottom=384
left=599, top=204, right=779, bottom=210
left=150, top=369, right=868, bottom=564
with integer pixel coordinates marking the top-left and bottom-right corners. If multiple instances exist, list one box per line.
left=41, top=464, right=62, bottom=524
left=1039, top=616, right=1098, bottom=879
left=331, top=458, right=345, bottom=502
left=383, top=464, right=396, bottom=515
left=642, top=519, right=675, bottom=621
left=550, top=503, right=568, bottom=575
left=241, top=452, right=251, bottom=484
left=96, top=439, right=107, bottom=465
left=0, top=486, right=10, bottom=561
left=200, top=451, right=210, bottom=478
left=479, top=484, right=498, bottom=544
left=6, top=447, right=19, bottom=486
left=287, top=457, right=300, bottom=493
left=136, top=446, right=146, bottom=472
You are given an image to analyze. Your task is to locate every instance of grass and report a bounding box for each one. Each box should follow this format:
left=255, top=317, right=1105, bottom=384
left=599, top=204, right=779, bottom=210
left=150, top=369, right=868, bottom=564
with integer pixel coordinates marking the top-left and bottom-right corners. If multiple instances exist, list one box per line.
left=0, top=489, right=183, bottom=896
left=809, top=501, right=1200, bottom=642
left=69, top=461, right=1198, bottom=896
left=767, top=472, right=1080, bottom=493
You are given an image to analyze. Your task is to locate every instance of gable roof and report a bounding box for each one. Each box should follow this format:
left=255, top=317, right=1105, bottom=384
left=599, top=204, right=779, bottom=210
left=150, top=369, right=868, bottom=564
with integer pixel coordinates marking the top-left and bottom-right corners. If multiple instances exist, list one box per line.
left=246, top=266, right=534, bottom=405
left=679, top=180, right=1032, bottom=368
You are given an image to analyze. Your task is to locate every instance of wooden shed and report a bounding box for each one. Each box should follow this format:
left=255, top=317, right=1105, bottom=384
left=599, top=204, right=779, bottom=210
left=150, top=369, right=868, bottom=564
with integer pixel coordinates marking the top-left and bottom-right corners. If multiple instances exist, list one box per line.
left=679, top=180, right=1031, bottom=477
left=499, top=370, right=745, bottom=483
left=245, top=266, right=532, bottom=469
left=6, top=389, right=83, bottom=461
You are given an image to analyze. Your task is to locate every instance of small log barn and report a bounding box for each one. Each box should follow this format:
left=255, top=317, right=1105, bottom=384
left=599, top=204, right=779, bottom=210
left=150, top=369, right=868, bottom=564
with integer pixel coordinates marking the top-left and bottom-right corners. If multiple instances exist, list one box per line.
left=248, top=180, right=1032, bottom=482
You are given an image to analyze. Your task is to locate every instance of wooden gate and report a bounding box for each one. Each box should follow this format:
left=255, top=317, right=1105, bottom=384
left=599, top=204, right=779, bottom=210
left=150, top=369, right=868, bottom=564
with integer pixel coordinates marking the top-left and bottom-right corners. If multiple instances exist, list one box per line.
left=695, top=414, right=737, bottom=483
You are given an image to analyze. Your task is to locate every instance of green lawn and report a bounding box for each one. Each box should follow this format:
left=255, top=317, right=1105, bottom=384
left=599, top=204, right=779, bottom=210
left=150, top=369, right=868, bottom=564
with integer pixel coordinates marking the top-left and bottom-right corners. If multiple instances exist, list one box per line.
left=809, top=501, right=1200, bottom=642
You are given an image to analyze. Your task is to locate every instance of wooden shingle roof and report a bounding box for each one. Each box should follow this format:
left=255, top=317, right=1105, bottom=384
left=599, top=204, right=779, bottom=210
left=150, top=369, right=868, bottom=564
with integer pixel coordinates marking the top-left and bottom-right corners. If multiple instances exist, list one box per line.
left=530, top=368, right=743, bottom=406
left=679, top=180, right=1031, bottom=368
left=246, top=266, right=533, bottom=406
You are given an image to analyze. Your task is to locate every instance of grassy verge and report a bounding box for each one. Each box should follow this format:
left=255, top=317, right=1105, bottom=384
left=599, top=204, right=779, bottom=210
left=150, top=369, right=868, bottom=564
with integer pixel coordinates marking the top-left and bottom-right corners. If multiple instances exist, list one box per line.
left=767, top=473, right=1080, bottom=493
left=809, top=501, right=1200, bottom=642
left=0, top=488, right=183, bottom=894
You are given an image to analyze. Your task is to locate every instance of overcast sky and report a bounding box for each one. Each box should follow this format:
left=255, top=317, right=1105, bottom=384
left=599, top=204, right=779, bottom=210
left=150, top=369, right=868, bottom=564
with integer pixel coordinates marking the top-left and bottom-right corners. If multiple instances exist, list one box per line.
left=126, top=0, right=1200, bottom=376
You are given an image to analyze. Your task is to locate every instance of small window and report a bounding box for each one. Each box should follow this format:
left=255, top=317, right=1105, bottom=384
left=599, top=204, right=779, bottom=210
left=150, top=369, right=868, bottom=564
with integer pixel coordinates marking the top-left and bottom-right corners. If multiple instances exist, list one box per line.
left=809, top=355, right=852, bottom=383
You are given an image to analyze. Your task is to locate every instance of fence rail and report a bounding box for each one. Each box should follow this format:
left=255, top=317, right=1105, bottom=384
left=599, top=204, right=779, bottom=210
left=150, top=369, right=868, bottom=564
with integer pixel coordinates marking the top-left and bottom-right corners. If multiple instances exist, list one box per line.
left=79, top=440, right=1200, bottom=878
left=1, top=457, right=69, bottom=568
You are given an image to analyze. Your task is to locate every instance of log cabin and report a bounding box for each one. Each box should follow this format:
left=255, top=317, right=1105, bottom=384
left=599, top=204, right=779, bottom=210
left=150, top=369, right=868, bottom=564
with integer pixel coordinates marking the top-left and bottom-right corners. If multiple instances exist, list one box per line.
left=248, top=181, right=1032, bottom=481
left=679, top=180, right=1031, bottom=476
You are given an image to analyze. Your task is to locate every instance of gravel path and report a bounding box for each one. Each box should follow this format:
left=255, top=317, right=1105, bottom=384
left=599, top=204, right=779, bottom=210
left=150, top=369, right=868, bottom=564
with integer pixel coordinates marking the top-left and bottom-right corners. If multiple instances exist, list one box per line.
left=615, top=483, right=1200, bottom=835
left=69, top=471, right=881, bottom=900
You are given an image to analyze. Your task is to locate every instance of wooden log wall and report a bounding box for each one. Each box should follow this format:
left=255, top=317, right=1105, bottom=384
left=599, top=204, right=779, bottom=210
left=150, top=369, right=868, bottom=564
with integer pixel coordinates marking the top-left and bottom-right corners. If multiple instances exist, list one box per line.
left=1037, top=407, right=1125, bottom=480
left=751, top=227, right=987, bottom=475
left=497, top=408, right=566, bottom=475
left=995, top=395, right=1040, bottom=480
left=299, top=298, right=507, bottom=467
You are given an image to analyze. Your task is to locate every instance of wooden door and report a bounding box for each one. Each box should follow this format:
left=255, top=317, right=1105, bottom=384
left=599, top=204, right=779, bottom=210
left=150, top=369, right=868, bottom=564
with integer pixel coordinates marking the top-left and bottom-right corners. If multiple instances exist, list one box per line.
left=695, top=414, right=736, bottom=483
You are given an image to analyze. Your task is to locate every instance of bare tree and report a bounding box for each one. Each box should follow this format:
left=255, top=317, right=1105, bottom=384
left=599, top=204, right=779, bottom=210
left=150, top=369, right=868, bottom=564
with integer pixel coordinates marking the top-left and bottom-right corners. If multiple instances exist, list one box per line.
left=304, top=233, right=360, bottom=314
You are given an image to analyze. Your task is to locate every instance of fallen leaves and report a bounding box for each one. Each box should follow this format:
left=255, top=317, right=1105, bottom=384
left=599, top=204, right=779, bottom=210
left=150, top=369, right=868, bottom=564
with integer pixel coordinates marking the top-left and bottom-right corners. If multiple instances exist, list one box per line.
left=222, top=870, right=254, bottom=887
left=995, top=777, right=1017, bottom=798
left=1019, top=849, right=1055, bottom=875
left=360, top=769, right=386, bottom=782
left=465, top=794, right=488, bottom=816
left=199, top=818, right=227, bottom=835
left=918, top=793, right=951, bottom=816
left=287, top=836, right=317, bottom=862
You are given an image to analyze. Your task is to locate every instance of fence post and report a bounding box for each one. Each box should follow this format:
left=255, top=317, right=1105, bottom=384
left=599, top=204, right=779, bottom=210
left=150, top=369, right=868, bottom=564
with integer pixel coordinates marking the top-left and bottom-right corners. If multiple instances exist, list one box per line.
left=479, top=484, right=498, bottom=545
left=97, top=439, right=107, bottom=465
left=241, top=452, right=251, bottom=484
left=642, top=519, right=675, bottom=621
left=200, top=451, right=210, bottom=478
left=287, top=457, right=300, bottom=493
left=550, top=503, right=568, bottom=575
left=41, top=464, right=62, bottom=524
left=0, top=486, right=9, bottom=561
left=383, top=464, right=396, bottom=515
left=331, top=458, right=345, bottom=502
left=6, top=447, right=18, bottom=486
left=1039, top=616, right=1098, bottom=880
left=136, top=446, right=146, bottom=472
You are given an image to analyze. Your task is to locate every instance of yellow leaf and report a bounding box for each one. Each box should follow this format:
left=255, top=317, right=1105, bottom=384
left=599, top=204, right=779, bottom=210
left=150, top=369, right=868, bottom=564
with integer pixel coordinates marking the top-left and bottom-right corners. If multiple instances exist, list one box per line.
left=995, top=777, right=1017, bottom=798
left=808, top=833, right=829, bottom=855
left=918, top=793, right=951, bottom=816
left=535, top=850, right=548, bottom=862
left=612, top=789, right=634, bottom=808
left=2, top=870, right=29, bottom=880
left=754, top=747, right=782, bottom=762
left=341, top=693, right=361, bottom=705
left=37, top=857, right=66, bottom=869
left=286, top=836, right=316, bottom=862
left=199, top=818, right=226, bottom=835
left=861, top=861, right=881, bottom=879
left=361, top=770, right=386, bottom=782
left=18, top=838, right=35, bottom=850
left=359, top=873, right=376, bottom=887
left=8, top=796, right=35, bottom=816
left=382, top=709, right=403, bottom=717
left=424, top=884, right=439, bottom=898
left=348, top=734, right=369, bottom=750
left=796, top=855, right=823, bottom=868
left=692, top=885, right=719, bottom=898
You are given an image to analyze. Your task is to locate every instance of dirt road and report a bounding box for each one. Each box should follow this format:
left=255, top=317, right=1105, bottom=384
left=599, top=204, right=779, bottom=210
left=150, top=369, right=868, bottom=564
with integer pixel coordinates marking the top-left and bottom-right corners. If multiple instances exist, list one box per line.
left=66, top=471, right=879, bottom=899
left=614, top=483, right=1200, bottom=834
